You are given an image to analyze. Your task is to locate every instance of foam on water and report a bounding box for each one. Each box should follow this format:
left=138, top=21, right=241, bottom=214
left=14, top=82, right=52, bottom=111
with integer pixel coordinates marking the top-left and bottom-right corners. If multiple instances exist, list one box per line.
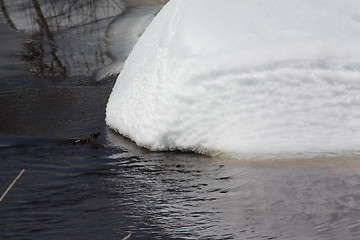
left=106, top=0, right=360, bottom=157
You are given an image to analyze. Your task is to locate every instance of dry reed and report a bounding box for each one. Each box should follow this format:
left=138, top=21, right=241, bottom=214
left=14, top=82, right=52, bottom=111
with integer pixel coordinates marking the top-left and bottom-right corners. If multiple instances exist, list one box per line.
left=0, top=169, right=25, bottom=203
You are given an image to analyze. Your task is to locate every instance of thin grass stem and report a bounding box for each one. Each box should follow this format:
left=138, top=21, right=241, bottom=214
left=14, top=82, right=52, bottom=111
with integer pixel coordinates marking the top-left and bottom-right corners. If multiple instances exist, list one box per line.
left=0, top=169, right=25, bottom=203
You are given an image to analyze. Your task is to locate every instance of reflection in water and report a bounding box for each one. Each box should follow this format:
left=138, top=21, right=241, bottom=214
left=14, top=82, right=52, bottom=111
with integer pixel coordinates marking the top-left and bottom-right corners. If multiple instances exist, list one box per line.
left=2, top=131, right=360, bottom=239
left=1, top=0, right=125, bottom=78
left=107, top=131, right=360, bottom=240
left=1, top=0, right=360, bottom=239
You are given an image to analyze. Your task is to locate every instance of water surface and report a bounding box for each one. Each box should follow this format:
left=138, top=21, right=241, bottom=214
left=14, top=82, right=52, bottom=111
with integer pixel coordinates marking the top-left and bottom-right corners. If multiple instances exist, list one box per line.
left=0, top=1, right=360, bottom=239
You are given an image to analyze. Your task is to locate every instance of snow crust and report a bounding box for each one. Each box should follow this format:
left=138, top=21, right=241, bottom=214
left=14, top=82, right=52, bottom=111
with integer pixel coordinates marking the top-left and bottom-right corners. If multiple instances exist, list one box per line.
left=106, top=0, right=360, bottom=157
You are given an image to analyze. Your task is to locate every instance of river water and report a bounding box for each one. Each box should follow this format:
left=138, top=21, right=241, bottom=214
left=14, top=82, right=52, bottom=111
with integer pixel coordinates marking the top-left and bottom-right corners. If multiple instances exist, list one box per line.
left=1, top=1, right=360, bottom=239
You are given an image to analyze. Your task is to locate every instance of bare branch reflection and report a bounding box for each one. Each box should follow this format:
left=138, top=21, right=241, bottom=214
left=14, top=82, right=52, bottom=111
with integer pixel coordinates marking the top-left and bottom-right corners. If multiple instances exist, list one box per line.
left=30, top=0, right=67, bottom=77
left=1, top=0, right=125, bottom=78
left=0, top=0, right=16, bottom=29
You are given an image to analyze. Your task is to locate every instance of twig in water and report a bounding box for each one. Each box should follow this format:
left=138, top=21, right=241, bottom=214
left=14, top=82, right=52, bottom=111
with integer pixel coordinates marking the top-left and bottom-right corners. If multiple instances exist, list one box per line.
left=121, top=233, right=131, bottom=240
left=0, top=169, right=25, bottom=203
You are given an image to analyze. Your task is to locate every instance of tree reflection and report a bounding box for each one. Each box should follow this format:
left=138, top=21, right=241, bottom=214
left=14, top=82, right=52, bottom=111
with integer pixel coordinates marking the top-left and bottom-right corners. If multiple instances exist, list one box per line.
left=0, top=0, right=125, bottom=78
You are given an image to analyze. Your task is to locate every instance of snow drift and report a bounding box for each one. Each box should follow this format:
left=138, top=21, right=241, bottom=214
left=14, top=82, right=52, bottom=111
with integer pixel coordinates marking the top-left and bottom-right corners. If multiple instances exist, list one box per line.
left=106, top=0, right=360, bottom=157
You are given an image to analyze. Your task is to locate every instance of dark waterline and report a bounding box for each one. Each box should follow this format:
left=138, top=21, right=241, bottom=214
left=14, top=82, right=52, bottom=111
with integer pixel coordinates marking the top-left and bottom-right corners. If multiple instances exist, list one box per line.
left=1, top=1, right=360, bottom=240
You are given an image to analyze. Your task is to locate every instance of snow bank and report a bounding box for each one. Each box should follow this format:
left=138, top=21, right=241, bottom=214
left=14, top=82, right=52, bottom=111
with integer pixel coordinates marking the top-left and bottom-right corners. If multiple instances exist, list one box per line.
left=106, top=0, right=360, bottom=157
left=97, top=5, right=163, bottom=80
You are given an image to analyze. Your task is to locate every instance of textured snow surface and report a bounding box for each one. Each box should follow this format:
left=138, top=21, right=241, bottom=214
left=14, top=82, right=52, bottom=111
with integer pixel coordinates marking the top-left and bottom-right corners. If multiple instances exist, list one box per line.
left=106, top=0, right=360, bottom=157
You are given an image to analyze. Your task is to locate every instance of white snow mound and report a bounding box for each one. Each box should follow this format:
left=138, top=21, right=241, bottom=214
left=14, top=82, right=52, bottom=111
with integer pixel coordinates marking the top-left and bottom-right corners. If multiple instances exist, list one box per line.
left=106, top=0, right=360, bottom=157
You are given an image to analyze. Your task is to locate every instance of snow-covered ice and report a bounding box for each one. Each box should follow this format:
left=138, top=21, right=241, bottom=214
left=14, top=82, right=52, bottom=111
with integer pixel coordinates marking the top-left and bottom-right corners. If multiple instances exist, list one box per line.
left=106, top=0, right=360, bottom=157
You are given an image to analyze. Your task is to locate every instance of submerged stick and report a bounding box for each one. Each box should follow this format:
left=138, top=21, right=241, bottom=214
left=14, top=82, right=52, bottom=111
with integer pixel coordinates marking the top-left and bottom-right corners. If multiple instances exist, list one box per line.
left=0, top=169, right=25, bottom=203
left=121, top=233, right=131, bottom=240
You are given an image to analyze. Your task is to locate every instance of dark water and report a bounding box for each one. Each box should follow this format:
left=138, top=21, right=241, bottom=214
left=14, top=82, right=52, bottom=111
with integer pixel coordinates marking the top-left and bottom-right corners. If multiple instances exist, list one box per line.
left=1, top=1, right=360, bottom=240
